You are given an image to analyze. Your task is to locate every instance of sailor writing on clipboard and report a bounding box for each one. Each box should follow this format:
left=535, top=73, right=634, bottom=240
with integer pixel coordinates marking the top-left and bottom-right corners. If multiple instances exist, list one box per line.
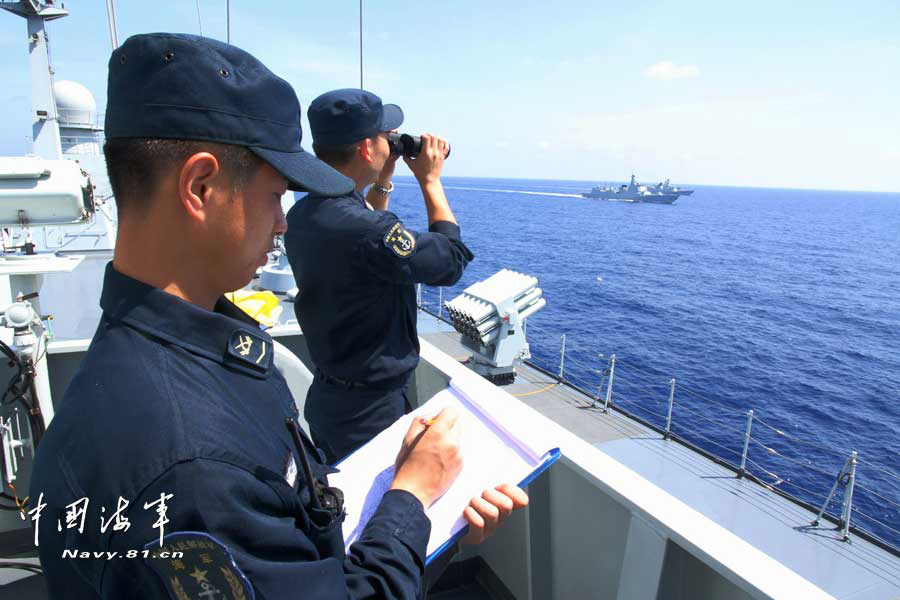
left=28, top=34, right=525, bottom=600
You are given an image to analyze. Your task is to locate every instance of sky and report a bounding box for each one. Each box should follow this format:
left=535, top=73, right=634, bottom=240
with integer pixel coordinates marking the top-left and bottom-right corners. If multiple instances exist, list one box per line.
left=0, top=1, right=898, bottom=192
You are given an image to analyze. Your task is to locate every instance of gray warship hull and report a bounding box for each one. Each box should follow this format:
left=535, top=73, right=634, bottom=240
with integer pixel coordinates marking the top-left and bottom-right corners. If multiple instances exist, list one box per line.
left=581, top=190, right=679, bottom=204
left=582, top=175, right=691, bottom=204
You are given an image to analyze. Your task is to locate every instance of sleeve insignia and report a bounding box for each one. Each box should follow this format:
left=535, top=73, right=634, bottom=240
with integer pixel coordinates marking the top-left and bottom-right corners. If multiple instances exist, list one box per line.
left=225, top=328, right=273, bottom=375
left=143, top=531, right=255, bottom=600
left=383, top=222, right=416, bottom=258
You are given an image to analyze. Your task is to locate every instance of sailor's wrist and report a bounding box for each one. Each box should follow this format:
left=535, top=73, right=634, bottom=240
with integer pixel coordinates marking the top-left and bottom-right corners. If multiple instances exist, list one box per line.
left=389, top=480, right=433, bottom=509
left=373, top=181, right=394, bottom=195
left=419, top=179, right=443, bottom=195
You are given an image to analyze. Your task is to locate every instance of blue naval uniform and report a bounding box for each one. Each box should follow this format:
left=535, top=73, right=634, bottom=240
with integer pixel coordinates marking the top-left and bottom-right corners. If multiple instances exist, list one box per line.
left=284, top=191, right=473, bottom=463
left=29, top=264, right=431, bottom=599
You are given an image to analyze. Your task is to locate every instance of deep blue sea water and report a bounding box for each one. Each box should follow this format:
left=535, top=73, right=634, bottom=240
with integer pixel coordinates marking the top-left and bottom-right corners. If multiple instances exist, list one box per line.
left=390, top=175, right=900, bottom=547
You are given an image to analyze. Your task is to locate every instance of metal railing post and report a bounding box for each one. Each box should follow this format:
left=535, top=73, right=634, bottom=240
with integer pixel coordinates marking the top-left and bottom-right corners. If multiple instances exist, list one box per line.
left=603, top=354, right=616, bottom=412
left=812, top=454, right=852, bottom=527
left=438, top=287, right=443, bottom=318
left=416, top=283, right=422, bottom=307
left=664, top=378, right=675, bottom=439
left=737, top=409, right=754, bottom=478
left=558, top=334, right=566, bottom=380
left=840, top=451, right=858, bottom=541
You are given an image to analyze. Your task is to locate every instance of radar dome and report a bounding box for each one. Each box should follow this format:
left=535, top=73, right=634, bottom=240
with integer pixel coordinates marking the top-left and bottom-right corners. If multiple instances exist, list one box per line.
left=54, top=80, right=97, bottom=127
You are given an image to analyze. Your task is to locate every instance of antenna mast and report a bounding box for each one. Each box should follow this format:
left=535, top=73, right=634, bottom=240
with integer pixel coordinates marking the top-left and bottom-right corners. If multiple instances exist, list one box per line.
left=359, top=0, right=363, bottom=88
left=195, top=0, right=203, bottom=36
left=0, top=0, right=68, bottom=159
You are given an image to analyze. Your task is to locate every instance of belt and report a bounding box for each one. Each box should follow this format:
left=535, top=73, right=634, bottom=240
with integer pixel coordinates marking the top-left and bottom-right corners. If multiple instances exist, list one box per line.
left=315, top=369, right=411, bottom=391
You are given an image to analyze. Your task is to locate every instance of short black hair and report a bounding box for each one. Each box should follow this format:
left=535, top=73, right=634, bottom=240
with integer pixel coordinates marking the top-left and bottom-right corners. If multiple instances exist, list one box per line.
left=103, top=138, right=264, bottom=218
left=312, top=141, right=359, bottom=169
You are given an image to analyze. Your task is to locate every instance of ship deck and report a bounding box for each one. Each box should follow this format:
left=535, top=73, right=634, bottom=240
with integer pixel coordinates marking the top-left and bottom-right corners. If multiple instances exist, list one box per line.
left=417, top=311, right=900, bottom=599
left=2, top=308, right=899, bottom=599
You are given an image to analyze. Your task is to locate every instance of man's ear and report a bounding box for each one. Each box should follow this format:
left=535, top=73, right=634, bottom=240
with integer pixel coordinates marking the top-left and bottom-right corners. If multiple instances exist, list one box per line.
left=357, top=138, right=375, bottom=164
left=178, top=152, right=220, bottom=221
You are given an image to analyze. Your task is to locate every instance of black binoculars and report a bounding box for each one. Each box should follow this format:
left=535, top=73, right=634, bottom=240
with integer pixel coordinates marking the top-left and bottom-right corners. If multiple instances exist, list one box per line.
left=387, top=133, right=451, bottom=159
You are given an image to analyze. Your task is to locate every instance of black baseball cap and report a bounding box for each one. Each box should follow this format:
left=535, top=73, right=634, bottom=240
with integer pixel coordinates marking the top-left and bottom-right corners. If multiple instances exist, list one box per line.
left=307, top=89, right=404, bottom=146
left=104, top=33, right=353, bottom=196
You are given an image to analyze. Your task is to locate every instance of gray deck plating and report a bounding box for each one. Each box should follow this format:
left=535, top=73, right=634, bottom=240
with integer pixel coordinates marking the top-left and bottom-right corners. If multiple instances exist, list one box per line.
left=418, top=312, right=900, bottom=599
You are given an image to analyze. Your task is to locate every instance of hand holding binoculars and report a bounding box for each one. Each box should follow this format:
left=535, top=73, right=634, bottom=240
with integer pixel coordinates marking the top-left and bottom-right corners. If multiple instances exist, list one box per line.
left=388, top=133, right=451, bottom=159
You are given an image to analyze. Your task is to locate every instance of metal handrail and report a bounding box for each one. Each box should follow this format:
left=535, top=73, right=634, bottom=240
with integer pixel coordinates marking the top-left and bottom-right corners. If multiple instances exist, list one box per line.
left=416, top=285, right=900, bottom=553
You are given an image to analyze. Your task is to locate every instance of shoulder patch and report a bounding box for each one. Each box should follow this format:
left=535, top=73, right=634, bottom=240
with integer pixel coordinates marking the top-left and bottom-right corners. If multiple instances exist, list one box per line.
left=143, top=531, right=255, bottom=600
left=225, top=328, right=273, bottom=375
left=383, top=222, right=416, bottom=258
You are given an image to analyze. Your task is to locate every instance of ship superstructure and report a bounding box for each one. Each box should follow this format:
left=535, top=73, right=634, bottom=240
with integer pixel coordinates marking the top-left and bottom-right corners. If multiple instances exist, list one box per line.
left=583, top=174, right=694, bottom=204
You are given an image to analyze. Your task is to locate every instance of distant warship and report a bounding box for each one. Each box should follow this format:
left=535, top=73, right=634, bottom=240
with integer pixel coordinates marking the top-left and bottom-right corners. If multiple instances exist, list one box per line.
left=582, top=174, right=693, bottom=204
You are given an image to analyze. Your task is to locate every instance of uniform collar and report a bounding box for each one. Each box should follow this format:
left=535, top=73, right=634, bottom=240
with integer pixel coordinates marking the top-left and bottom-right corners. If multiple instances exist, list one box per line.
left=350, top=190, right=367, bottom=208
left=99, top=262, right=275, bottom=378
left=308, top=189, right=367, bottom=207
left=353, top=191, right=375, bottom=210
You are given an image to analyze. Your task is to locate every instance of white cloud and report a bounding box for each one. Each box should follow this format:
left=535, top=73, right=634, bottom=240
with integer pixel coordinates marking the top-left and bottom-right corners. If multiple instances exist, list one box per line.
left=644, top=60, right=700, bottom=81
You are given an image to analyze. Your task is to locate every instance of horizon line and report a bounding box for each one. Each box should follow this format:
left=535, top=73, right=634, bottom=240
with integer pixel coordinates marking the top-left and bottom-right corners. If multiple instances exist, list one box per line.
left=391, top=174, right=900, bottom=196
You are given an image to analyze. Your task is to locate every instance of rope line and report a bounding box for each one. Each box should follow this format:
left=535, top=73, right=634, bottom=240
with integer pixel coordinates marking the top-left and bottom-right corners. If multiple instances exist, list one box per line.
left=670, top=421, right=742, bottom=459
left=671, top=400, right=746, bottom=435
left=854, top=482, right=900, bottom=513
left=752, top=415, right=849, bottom=458
left=609, top=375, right=670, bottom=402
left=851, top=508, right=900, bottom=539
left=612, top=356, right=669, bottom=378
left=611, top=393, right=669, bottom=422
left=857, top=459, right=900, bottom=486
left=775, top=477, right=833, bottom=505
left=674, top=380, right=747, bottom=414
left=747, top=437, right=839, bottom=479
left=513, top=382, right=558, bottom=398
left=427, top=312, right=900, bottom=547
left=745, top=457, right=786, bottom=486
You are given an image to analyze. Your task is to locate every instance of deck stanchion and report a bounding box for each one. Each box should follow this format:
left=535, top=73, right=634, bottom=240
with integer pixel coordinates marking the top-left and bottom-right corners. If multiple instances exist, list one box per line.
left=738, top=410, right=754, bottom=478
left=416, top=283, right=422, bottom=308
left=840, top=451, right=858, bottom=541
left=438, top=287, right=443, bottom=318
left=558, top=334, right=566, bottom=380
left=664, top=378, right=675, bottom=439
left=812, top=453, right=852, bottom=527
left=603, top=354, right=616, bottom=412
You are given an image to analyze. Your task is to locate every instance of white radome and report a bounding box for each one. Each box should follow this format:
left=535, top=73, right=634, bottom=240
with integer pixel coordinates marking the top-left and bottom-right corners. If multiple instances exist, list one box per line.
left=54, top=80, right=97, bottom=126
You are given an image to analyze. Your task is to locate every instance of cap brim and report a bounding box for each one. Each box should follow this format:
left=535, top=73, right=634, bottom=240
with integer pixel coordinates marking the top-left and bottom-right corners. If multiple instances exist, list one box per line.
left=250, top=147, right=355, bottom=195
left=379, top=103, right=404, bottom=132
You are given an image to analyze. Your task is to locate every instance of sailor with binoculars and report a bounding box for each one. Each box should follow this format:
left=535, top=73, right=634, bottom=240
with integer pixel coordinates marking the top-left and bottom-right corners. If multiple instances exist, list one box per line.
left=284, top=88, right=474, bottom=465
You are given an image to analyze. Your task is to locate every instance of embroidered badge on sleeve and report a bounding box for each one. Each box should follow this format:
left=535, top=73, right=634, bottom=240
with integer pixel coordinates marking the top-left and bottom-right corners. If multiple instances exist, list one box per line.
left=143, top=531, right=255, bottom=600
left=383, top=222, right=416, bottom=258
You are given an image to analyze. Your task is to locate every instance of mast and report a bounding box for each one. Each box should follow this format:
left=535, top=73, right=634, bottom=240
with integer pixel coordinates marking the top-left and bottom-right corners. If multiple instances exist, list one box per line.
left=0, top=0, right=69, bottom=160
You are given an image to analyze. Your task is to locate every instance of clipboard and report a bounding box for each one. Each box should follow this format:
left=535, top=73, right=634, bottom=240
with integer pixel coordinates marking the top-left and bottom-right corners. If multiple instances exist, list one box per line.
left=329, top=380, right=561, bottom=563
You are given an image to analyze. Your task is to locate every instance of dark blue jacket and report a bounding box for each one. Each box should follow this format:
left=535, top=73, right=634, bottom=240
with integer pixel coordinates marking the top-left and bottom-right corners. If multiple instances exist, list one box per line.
left=29, top=264, right=430, bottom=599
left=284, top=191, right=473, bottom=385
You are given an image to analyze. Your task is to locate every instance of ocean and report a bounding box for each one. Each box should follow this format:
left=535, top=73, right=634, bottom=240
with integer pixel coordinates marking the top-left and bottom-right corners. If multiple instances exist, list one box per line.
left=389, top=175, right=900, bottom=547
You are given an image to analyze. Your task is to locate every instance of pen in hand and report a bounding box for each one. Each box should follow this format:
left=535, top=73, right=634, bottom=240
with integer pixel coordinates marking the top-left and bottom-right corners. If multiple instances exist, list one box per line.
left=394, top=414, right=439, bottom=471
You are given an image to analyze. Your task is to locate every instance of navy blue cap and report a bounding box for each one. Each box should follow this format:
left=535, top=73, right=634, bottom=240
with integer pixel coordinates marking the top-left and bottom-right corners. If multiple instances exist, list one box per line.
left=104, top=33, right=353, bottom=195
left=308, top=89, right=404, bottom=146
